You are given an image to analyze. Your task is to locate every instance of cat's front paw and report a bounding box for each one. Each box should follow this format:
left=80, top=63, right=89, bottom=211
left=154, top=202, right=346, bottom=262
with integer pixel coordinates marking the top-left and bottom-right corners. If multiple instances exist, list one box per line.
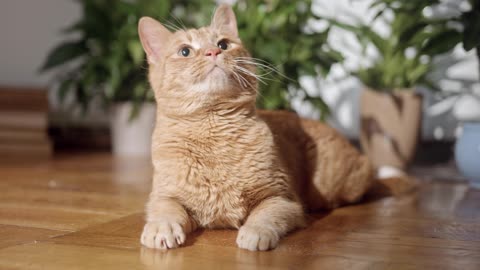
left=141, top=221, right=186, bottom=249
left=236, top=225, right=280, bottom=251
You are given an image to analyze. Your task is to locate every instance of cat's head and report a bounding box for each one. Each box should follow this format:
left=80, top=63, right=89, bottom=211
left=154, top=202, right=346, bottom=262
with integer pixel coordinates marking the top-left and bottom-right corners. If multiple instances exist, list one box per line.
left=138, top=4, right=257, bottom=115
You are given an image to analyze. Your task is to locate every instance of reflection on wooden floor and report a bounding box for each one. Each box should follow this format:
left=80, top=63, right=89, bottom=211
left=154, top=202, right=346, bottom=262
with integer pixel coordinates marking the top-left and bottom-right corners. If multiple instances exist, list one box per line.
left=0, top=153, right=478, bottom=269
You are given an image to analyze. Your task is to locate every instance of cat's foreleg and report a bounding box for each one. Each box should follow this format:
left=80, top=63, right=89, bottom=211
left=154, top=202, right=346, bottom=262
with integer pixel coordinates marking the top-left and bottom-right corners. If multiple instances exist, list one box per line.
left=236, top=196, right=304, bottom=251
left=141, top=197, right=197, bottom=249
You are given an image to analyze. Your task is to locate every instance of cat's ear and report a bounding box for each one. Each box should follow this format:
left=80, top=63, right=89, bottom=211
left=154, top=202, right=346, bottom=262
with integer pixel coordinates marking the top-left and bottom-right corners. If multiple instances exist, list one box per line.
left=138, top=17, right=172, bottom=64
left=211, top=4, right=238, bottom=37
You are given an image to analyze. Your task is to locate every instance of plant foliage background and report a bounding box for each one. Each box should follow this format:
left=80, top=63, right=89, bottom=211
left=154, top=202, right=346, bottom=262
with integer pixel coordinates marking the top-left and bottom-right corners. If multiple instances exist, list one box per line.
left=322, top=0, right=476, bottom=92
left=42, top=0, right=478, bottom=118
left=42, top=0, right=342, bottom=118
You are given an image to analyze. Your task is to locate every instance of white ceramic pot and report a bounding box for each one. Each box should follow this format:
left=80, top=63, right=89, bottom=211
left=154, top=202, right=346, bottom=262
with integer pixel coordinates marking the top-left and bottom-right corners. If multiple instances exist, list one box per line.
left=110, top=102, right=156, bottom=157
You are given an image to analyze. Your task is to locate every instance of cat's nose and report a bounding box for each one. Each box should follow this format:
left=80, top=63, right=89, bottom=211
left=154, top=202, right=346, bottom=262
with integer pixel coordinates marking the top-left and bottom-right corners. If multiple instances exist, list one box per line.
left=205, top=48, right=221, bottom=60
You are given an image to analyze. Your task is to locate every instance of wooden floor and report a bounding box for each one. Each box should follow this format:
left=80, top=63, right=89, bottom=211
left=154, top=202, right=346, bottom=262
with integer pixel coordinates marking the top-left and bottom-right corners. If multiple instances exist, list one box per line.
left=0, top=152, right=478, bottom=269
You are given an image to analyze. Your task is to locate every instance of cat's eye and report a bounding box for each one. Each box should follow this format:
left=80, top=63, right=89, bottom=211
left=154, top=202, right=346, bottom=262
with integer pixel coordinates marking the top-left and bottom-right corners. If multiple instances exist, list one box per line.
left=217, top=40, right=229, bottom=50
left=180, top=47, right=190, bottom=57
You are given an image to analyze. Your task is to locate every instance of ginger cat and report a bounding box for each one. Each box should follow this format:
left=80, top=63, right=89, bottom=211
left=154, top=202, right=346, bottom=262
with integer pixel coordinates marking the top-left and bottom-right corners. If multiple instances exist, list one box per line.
left=138, top=4, right=407, bottom=251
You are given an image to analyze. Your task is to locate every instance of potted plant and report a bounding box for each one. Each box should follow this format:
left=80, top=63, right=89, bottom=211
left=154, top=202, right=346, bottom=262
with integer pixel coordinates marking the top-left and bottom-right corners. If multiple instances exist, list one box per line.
left=450, top=0, right=480, bottom=188
left=417, top=0, right=480, bottom=187
left=184, top=0, right=343, bottom=118
left=42, top=0, right=161, bottom=156
left=322, top=0, right=458, bottom=170
left=43, top=0, right=342, bottom=156
left=232, top=0, right=342, bottom=117
left=41, top=0, right=200, bottom=156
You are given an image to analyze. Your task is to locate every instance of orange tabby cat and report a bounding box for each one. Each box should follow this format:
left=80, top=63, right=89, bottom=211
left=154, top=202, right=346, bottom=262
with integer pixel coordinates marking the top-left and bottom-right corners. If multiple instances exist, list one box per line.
left=138, top=4, right=409, bottom=251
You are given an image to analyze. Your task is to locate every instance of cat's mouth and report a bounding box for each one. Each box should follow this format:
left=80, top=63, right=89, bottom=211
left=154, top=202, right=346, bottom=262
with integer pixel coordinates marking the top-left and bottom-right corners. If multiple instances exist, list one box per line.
left=206, top=65, right=226, bottom=77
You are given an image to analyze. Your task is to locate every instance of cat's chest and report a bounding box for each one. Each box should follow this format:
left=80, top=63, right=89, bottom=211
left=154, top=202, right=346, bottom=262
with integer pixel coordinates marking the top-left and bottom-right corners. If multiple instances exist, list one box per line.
left=179, top=181, right=247, bottom=229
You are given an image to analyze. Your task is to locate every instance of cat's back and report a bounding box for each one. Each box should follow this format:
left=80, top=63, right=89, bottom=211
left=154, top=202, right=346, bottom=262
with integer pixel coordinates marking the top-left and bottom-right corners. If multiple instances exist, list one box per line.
left=258, top=110, right=373, bottom=209
left=257, top=109, right=364, bottom=162
left=258, top=110, right=344, bottom=141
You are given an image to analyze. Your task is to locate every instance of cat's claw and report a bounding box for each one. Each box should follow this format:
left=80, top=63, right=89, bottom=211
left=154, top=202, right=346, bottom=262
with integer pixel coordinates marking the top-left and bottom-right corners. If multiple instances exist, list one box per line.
left=236, top=225, right=279, bottom=251
left=141, top=221, right=186, bottom=249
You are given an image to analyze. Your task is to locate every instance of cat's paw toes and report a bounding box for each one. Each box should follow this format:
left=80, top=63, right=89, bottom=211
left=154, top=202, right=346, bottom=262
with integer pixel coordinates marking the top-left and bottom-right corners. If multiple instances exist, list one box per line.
left=141, top=221, right=186, bottom=249
left=236, top=225, right=279, bottom=251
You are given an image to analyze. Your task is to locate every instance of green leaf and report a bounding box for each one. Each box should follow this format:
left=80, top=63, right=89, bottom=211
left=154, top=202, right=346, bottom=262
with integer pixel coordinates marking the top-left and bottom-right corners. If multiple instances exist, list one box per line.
left=106, top=63, right=120, bottom=99
left=139, top=0, right=171, bottom=19
left=40, top=41, right=87, bottom=71
left=305, top=96, right=330, bottom=121
left=133, top=83, right=147, bottom=99
left=127, top=40, right=145, bottom=66
left=58, top=79, right=73, bottom=102
left=361, top=27, right=389, bottom=56
left=398, top=22, right=427, bottom=45
left=422, top=30, right=462, bottom=55
left=462, top=10, right=480, bottom=51
left=407, top=63, right=429, bottom=84
left=62, top=20, right=84, bottom=34
left=326, top=19, right=388, bottom=55
left=75, top=83, right=89, bottom=113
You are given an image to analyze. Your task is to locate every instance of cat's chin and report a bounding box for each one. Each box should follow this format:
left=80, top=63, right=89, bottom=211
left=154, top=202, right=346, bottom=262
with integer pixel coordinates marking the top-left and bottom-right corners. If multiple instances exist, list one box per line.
left=208, top=66, right=225, bottom=76
left=192, top=71, right=231, bottom=93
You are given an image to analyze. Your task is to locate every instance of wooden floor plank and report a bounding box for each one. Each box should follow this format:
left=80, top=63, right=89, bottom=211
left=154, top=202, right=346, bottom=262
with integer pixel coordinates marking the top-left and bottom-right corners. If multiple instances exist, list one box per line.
left=46, top=212, right=480, bottom=268
left=0, top=152, right=479, bottom=269
left=0, top=243, right=286, bottom=270
left=0, top=242, right=448, bottom=270
left=0, top=205, right=120, bottom=231
left=0, top=225, right=66, bottom=249
left=334, top=184, right=480, bottom=222
left=0, top=186, right=146, bottom=215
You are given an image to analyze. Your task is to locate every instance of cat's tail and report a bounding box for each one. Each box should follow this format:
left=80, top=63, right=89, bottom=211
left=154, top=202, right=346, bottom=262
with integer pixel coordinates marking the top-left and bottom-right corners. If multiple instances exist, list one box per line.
left=366, top=166, right=418, bottom=198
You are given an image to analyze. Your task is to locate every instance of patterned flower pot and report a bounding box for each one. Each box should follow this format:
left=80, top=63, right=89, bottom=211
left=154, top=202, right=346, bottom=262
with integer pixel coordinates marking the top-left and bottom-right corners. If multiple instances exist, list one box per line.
left=360, top=88, right=422, bottom=170
left=455, top=122, right=480, bottom=189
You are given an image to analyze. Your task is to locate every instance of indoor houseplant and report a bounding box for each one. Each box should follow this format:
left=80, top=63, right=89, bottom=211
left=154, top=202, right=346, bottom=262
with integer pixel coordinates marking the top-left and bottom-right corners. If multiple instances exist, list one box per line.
left=185, top=0, right=343, bottom=117
left=450, top=0, right=480, bottom=188
left=232, top=0, right=342, bottom=116
left=322, top=0, right=459, bottom=169
left=41, top=0, right=201, bottom=156
left=419, top=0, right=480, bottom=187
left=43, top=0, right=341, bottom=156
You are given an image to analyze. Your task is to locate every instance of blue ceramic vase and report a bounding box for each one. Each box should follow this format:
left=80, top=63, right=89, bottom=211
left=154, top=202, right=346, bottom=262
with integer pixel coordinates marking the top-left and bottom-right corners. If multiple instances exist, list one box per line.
left=455, top=122, right=480, bottom=189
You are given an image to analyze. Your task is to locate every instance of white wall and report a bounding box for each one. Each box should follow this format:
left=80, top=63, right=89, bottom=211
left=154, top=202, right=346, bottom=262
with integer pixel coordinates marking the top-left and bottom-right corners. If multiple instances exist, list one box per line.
left=0, top=0, right=80, bottom=87
left=0, top=1, right=105, bottom=126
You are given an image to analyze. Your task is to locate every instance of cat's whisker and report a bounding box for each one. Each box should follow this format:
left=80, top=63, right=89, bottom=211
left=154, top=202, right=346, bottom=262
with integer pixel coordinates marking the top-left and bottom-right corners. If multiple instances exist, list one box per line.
left=234, top=70, right=253, bottom=89
left=234, top=65, right=283, bottom=86
left=234, top=57, right=280, bottom=69
left=234, top=63, right=282, bottom=78
left=236, top=73, right=250, bottom=89
left=239, top=68, right=268, bottom=84
left=230, top=66, right=257, bottom=90
left=162, top=19, right=183, bottom=32
left=234, top=65, right=267, bottom=86
left=235, top=57, right=284, bottom=72
left=230, top=70, right=247, bottom=89
left=234, top=58, right=294, bottom=82
left=233, top=64, right=273, bottom=78
left=234, top=59, right=283, bottom=76
left=170, top=13, right=188, bottom=31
